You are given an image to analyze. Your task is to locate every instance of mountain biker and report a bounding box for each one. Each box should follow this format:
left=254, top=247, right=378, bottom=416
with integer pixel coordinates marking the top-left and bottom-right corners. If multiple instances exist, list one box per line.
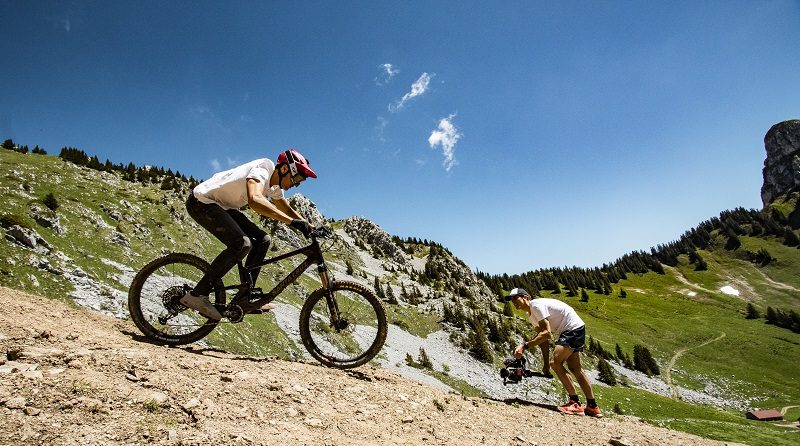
left=181, top=149, right=317, bottom=320
left=505, top=288, right=603, bottom=417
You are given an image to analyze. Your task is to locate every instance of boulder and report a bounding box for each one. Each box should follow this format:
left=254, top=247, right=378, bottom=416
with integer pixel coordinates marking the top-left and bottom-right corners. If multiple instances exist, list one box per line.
left=4, top=225, right=51, bottom=253
left=29, top=203, right=66, bottom=234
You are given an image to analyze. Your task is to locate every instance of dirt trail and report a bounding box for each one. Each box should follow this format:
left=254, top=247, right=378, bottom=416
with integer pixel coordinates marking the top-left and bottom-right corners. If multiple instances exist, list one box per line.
left=753, top=269, right=800, bottom=292
left=0, top=287, right=735, bottom=446
left=667, top=267, right=717, bottom=295
left=665, top=333, right=727, bottom=399
left=781, top=405, right=799, bottom=415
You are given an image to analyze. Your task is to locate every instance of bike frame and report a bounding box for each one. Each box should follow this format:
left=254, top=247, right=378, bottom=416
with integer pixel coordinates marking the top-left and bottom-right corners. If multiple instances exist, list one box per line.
left=216, top=235, right=333, bottom=315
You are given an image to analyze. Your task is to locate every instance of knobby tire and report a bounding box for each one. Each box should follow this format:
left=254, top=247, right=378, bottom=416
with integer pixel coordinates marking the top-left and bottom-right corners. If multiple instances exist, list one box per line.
left=299, top=280, right=388, bottom=369
left=128, top=252, right=224, bottom=345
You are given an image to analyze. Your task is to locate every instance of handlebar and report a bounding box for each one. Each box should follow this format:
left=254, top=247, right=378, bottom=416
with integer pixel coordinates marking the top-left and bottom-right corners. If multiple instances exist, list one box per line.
left=310, top=226, right=333, bottom=239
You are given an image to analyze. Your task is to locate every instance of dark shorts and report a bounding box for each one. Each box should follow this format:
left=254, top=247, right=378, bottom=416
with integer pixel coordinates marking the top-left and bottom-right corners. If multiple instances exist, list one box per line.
left=555, top=326, right=586, bottom=352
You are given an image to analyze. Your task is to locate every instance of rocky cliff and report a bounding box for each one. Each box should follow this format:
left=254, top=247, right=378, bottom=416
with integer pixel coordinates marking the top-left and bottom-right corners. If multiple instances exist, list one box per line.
left=761, top=120, right=800, bottom=225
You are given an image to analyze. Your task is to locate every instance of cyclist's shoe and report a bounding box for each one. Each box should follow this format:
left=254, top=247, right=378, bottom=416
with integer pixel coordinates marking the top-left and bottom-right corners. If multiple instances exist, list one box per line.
left=557, top=401, right=585, bottom=416
left=180, top=291, right=222, bottom=320
left=584, top=405, right=603, bottom=418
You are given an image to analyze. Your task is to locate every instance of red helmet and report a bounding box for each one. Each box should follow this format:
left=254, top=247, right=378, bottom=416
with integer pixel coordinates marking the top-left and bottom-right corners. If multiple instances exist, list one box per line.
left=277, top=149, right=317, bottom=178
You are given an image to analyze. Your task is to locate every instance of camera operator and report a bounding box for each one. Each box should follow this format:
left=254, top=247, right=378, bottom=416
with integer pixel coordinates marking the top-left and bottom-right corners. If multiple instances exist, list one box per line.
left=505, top=288, right=602, bottom=417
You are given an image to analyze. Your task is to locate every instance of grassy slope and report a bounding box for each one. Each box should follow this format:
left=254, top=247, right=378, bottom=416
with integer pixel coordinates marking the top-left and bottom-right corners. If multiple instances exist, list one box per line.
left=557, top=238, right=800, bottom=445
left=2, top=150, right=799, bottom=444
left=0, top=151, right=308, bottom=359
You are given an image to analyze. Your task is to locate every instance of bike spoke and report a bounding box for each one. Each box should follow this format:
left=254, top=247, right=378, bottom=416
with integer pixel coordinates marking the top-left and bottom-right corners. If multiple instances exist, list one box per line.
left=300, top=282, right=387, bottom=368
left=129, top=253, right=222, bottom=345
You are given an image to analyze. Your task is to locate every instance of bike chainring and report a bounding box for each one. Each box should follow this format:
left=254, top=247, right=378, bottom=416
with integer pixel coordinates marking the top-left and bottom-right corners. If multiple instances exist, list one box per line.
left=224, top=305, right=245, bottom=323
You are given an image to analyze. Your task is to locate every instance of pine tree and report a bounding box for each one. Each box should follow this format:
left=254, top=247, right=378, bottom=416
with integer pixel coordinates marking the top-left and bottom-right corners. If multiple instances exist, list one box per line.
left=633, top=344, right=652, bottom=375
left=619, top=288, right=627, bottom=298
left=418, top=348, right=434, bottom=369
left=633, top=344, right=660, bottom=375
left=42, top=192, right=59, bottom=212
left=597, top=357, right=617, bottom=385
left=373, top=277, right=385, bottom=300
left=766, top=306, right=778, bottom=325
left=783, top=228, right=800, bottom=247
left=644, top=348, right=660, bottom=375
left=468, top=318, right=493, bottom=363
left=745, top=303, right=760, bottom=320
left=580, top=288, right=589, bottom=302
left=386, top=285, right=398, bottom=305
left=724, top=230, right=741, bottom=251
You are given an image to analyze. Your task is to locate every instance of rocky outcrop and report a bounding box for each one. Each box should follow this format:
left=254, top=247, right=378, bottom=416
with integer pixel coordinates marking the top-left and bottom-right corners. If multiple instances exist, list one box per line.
left=3, top=225, right=51, bottom=254
left=761, top=120, right=800, bottom=206
left=342, top=216, right=408, bottom=266
left=424, top=249, right=494, bottom=303
left=287, top=194, right=326, bottom=227
left=29, top=203, right=65, bottom=234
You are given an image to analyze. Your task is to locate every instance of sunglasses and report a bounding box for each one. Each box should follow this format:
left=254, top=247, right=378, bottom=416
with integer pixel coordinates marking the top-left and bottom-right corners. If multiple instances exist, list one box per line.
left=291, top=173, right=306, bottom=185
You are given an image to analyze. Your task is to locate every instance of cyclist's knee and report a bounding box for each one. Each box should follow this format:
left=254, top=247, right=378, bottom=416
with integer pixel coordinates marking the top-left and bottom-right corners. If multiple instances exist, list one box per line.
left=232, top=235, right=252, bottom=258
left=254, top=234, right=271, bottom=250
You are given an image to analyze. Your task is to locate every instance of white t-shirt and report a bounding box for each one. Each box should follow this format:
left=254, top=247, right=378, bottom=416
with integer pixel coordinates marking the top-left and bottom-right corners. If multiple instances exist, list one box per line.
left=193, top=158, right=284, bottom=210
left=527, top=298, right=585, bottom=337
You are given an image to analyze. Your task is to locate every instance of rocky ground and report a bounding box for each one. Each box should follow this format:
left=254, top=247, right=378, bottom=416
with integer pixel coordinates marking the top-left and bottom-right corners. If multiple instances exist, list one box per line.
left=0, top=287, right=742, bottom=446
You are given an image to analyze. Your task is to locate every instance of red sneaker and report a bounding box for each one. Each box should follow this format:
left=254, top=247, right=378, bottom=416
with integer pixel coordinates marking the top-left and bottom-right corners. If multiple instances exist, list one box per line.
left=557, top=401, right=585, bottom=415
left=584, top=405, right=603, bottom=418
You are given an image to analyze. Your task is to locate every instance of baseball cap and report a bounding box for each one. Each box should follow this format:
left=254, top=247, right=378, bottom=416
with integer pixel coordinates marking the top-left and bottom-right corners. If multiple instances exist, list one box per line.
left=503, top=288, right=530, bottom=302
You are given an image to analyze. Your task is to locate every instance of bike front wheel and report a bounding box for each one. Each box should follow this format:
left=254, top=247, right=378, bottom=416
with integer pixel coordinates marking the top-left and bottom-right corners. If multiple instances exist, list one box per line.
left=299, top=281, right=387, bottom=369
left=128, top=253, right=225, bottom=345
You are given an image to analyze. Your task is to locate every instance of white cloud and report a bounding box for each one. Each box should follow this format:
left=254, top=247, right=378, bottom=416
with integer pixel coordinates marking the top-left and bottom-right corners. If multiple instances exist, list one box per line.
left=210, top=159, right=221, bottom=172
left=428, top=114, right=461, bottom=172
left=389, top=72, right=433, bottom=112
left=375, top=63, right=399, bottom=86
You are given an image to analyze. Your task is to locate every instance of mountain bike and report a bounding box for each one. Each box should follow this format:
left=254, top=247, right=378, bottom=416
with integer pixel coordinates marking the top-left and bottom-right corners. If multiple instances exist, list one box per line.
left=127, top=228, right=387, bottom=369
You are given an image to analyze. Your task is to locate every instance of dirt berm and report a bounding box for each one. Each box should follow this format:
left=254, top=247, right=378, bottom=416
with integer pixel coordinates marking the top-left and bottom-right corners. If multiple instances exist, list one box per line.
left=0, top=287, right=737, bottom=446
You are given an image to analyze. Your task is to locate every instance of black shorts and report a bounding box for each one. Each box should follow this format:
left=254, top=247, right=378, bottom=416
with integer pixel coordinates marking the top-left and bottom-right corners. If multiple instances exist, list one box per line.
left=555, top=326, right=586, bottom=352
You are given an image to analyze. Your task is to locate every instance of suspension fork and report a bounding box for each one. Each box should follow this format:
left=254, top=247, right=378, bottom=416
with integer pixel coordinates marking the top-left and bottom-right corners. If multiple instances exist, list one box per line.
left=318, top=262, right=345, bottom=329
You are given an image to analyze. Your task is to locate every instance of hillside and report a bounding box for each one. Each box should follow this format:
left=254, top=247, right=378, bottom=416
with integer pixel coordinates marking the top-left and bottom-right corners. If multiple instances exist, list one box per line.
left=0, top=286, right=731, bottom=446
left=1, top=143, right=799, bottom=445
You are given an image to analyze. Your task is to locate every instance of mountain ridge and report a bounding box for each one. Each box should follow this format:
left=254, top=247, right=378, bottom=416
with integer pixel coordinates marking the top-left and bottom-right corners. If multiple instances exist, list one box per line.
left=1, top=128, right=799, bottom=444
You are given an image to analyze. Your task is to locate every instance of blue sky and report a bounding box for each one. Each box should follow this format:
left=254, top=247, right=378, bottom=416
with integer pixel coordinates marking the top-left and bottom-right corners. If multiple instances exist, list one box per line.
left=2, top=1, right=799, bottom=274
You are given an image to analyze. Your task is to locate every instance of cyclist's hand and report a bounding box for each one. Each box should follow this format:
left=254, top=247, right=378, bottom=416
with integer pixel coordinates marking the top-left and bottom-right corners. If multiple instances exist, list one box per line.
left=289, top=219, right=313, bottom=238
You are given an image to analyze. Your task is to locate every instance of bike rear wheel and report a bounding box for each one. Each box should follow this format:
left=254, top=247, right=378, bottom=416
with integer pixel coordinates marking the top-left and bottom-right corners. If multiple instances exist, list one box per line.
left=299, top=281, right=387, bottom=369
left=128, top=253, right=225, bottom=345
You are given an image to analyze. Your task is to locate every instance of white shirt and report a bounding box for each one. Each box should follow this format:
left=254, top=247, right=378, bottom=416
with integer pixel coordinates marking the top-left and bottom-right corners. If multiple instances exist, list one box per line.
left=193, top=158, right=284, bottom=210
left=527, top=298, right=585, bottom=337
